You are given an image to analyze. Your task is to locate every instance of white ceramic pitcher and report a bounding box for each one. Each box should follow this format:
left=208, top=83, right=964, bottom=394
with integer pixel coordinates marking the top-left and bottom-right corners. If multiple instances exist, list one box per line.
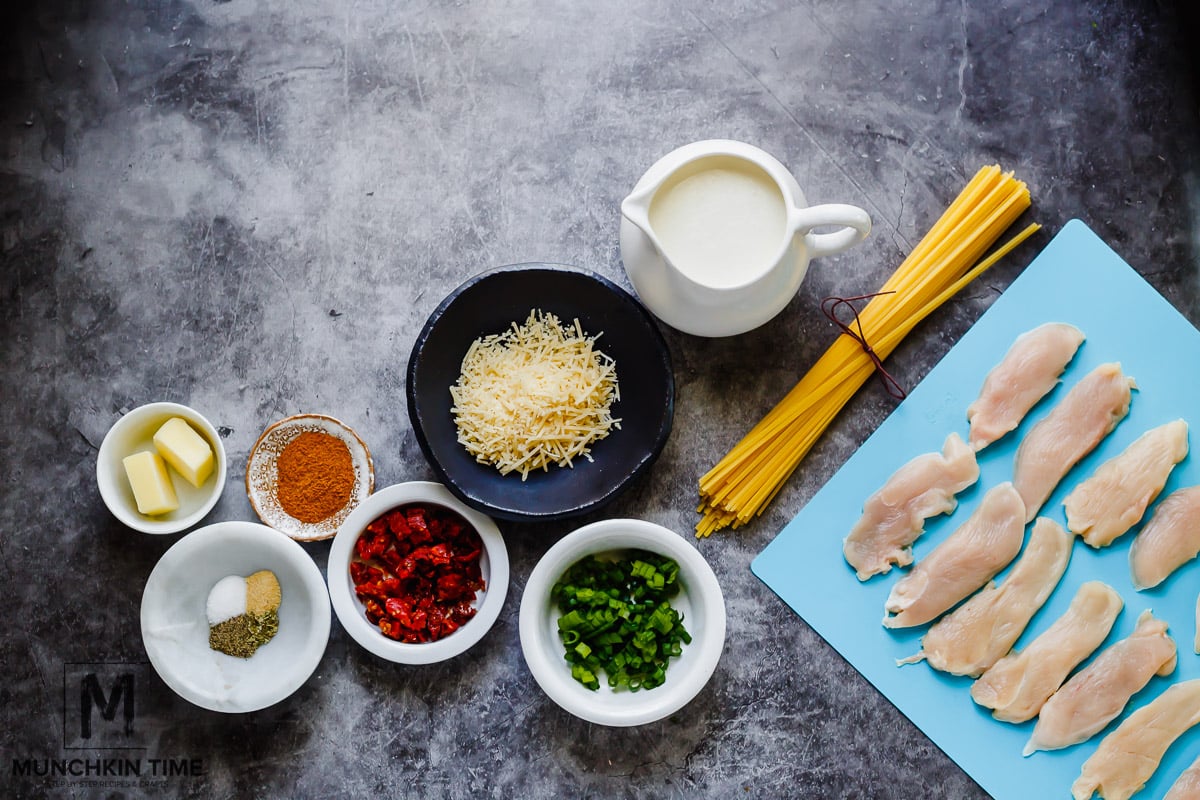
left=619, top=140, right=871, bottom=337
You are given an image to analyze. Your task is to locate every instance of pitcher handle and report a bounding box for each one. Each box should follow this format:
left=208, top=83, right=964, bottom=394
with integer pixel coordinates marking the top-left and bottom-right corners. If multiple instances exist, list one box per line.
left=792, top=204, right=872, bottom=259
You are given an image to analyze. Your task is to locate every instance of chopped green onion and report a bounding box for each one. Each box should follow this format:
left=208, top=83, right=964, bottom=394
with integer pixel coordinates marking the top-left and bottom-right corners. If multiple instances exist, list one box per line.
left=550, top=550, right=691, bottom=692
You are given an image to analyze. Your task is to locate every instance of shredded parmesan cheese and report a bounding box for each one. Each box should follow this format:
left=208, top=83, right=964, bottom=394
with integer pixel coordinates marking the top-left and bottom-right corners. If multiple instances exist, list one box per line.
left=450, top=309, right=621, bottom=480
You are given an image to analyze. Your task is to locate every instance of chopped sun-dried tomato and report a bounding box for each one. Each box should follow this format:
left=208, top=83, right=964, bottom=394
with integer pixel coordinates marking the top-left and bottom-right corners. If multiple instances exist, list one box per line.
left=349, top=503, right=487, bottom=644
left=410, top=544, right=451, bottom=566
left=355, top=528, right=390, bottom=561
left=379, top=548, right=404, bottom=574
left=363, top=598, right=385, bottom=624
left=348, top=561, right=370, bottom=584
left=406, top=509, right=429, bottom=534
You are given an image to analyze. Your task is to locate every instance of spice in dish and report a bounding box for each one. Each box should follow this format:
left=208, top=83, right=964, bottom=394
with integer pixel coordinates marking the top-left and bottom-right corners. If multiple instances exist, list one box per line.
left=449, top=309, right=620, bottom=480
left=551, top=551, right=691, bottom=691
left=207, top=570, right=282, bottom=658
left=350, top=504, right=484, bottom=643
left=276, top=431, right=355, bottom=523
left=206, top=575, right=247, bottom=624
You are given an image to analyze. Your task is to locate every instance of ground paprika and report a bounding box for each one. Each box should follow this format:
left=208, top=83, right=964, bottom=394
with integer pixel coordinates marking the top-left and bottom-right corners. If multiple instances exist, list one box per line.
left=275, top=431, right=355, bottom=523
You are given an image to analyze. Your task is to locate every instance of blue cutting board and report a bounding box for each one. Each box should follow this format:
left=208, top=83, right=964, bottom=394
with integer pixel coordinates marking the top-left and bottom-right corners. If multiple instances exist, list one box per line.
left=752, top=219, right=1200, bottom=799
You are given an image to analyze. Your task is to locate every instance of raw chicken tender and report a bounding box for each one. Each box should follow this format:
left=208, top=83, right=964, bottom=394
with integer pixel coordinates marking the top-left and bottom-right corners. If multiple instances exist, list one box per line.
left=1165, top=753, right=1200, bottom=800
left=1072, top=679, right=1200, bottom=800
left=900, top=517, right=1071, bottom=677
left=882, top=482, right=1025, bottom=629
left=970, top=581, right=1123, bottom=723
left=1065, top=419, right=1188, bottom=549
left=1012, top=362, right=1135, bottom=523
left=1130, top=485, right=1200, bottom=591
left=1026, top=610, right=1176, bottom=755
left=843, top=433, right=980, bottom=580
left=967, top=322, right=1085, bottom=451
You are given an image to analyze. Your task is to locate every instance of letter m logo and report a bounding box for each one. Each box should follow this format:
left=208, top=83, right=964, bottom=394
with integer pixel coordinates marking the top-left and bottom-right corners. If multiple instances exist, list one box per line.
left=80, top=673, right=134, bottom=738
left=63, top=662, right=157, bottom=749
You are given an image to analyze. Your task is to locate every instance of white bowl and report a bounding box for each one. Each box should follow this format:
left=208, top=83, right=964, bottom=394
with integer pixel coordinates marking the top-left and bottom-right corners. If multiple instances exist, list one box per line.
left=327, top=481, right=509, bottom=664
left=140, top=521, right=331, bottom=713
left=519, top=518, right=726, bottom=726
left=97, top=402, right=228, bottom=534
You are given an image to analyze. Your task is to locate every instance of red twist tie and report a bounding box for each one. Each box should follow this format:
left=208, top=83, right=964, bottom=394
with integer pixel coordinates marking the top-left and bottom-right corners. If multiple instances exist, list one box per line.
left=820, top=292, right=907, bottom=401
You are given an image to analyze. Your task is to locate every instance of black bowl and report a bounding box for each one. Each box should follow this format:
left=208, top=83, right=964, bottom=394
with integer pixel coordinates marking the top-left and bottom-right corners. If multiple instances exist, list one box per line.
left=406, top=264, right=675, bottom=522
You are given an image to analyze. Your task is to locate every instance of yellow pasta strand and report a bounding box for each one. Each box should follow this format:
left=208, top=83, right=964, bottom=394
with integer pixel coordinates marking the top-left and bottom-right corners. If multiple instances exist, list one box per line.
left=696, top=166, right=1039, bottom=536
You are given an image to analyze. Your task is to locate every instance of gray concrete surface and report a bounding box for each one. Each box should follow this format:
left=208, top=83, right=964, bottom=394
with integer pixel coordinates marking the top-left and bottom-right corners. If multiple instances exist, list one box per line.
left=2, top=1, right=1197, bottom=797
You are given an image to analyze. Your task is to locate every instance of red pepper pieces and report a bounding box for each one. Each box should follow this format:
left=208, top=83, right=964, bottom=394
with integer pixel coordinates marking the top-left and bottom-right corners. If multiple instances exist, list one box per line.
left=350, top=504, right=485, bottom=643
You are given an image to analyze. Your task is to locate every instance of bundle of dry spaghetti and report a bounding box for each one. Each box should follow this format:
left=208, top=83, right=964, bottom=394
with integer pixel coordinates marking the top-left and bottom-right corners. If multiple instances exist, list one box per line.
left=696, top=165, right=1040, bottom=537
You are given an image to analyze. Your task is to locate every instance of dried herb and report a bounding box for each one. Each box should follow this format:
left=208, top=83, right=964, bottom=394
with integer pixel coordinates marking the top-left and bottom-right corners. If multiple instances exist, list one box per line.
left=209, top=610, right=280, bottom=658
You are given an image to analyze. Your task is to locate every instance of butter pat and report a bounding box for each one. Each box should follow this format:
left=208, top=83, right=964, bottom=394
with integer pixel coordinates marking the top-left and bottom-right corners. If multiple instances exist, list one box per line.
left=122, top=451, right=179, bottom=516
left=153, top=417, right=214, bottom=488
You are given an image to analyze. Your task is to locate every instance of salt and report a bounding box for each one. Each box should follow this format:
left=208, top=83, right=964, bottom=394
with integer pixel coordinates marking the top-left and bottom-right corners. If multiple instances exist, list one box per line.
left=206, top=575, right=247, bottom=625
